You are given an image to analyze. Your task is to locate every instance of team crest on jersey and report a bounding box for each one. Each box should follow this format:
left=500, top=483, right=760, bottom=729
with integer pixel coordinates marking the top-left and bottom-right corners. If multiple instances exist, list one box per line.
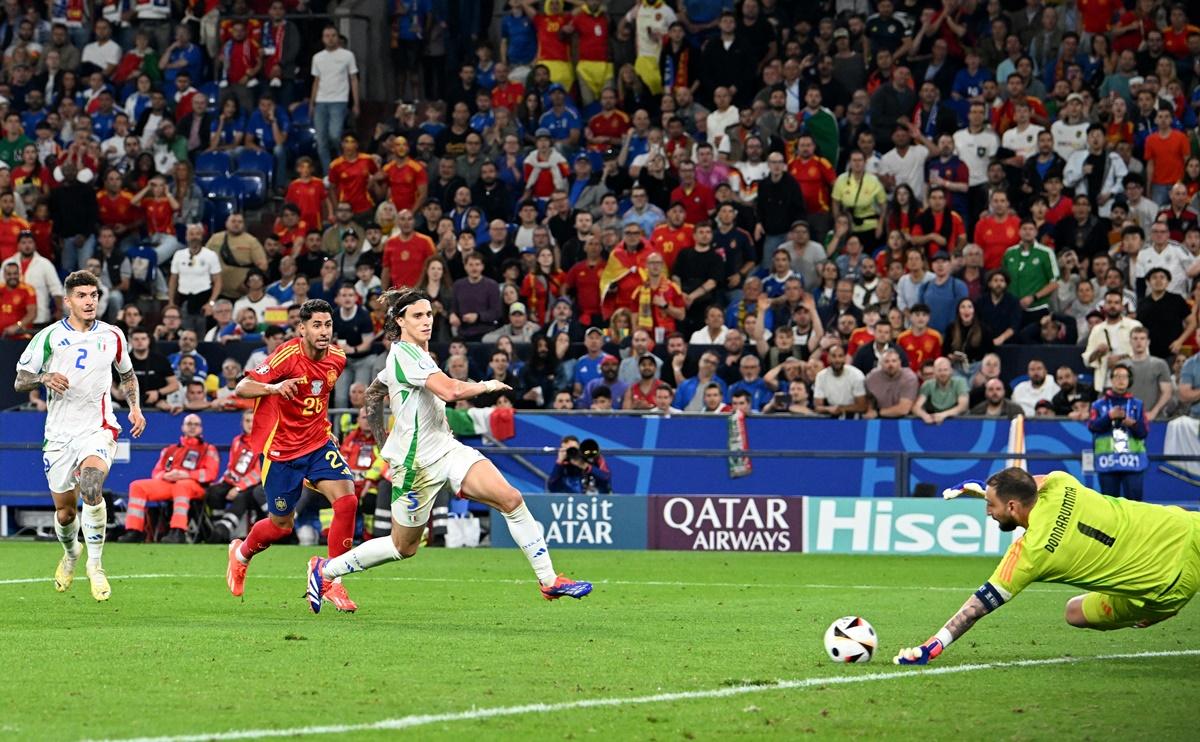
left=312, top=380, right=323, bottom=395
left=255, top=364, right=270, bottom=375
left=326, top=369, right=337, bottom=385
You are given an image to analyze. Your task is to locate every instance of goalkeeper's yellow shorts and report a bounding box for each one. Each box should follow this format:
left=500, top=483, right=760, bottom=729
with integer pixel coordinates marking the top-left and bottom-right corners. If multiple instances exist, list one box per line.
left=1082, top=523, right=1200, bottom=629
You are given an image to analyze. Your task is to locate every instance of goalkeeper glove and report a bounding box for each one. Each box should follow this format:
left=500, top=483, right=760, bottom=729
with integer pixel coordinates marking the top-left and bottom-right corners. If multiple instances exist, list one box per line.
left=893, top=637, right=945, bottom=666
left=942, top=479, right=986, bottom=500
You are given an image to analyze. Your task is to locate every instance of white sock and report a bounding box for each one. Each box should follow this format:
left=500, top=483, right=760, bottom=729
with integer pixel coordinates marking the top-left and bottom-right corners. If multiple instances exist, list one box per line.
left=502, top=503, right=556, bottom=586
left=81, top=502, right=106, bottom=565
left=55, top=516, right=81, bottom=558
left=323, top=537, right=403, bottom=579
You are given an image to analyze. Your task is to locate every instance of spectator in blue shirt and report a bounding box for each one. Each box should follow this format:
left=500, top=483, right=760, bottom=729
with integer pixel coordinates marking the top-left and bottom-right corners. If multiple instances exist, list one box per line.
left=168, top=330, right=209, bottom=378
left=244, top=96, right=290, bottom=188
left=729, top=354, right=774, bottom=410
left=208, top=98, right=245, bottom=153
left=918, top=251, right=969, bottom=335
left=537, top=83, right=581, bottom=152
left=571, top=327, right=608, bottom=397
left=161, top=25, right=205, bottom=90
left=501, top=3, right=537, bottom=81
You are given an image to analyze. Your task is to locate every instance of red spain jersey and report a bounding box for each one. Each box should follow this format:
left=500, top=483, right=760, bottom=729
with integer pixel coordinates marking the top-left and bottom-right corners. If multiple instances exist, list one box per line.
left=141, top=196, right=175, bottom=235
left=586, top=109, right=630, bottom=151
left=648, top=223, right=694, bottom=272
left=327, top=155, right=378, bottom=214
left=0, top=214, right=29, bottom=260
left=383, top=158, right=427, bottom=212
left=491, top=81, right=525, bottom=112
left=97, top=190, right=140, bottom=228
left=382, top=231, right=435, bottom=289
left=788, top=156, right=837, bottom=214
left=973, top=214, right=1021, bottom=271
left=573, top=9, right=609, bottom=61
left=668, top=184, right=715, bottom=225
left=534, top=12, right=570, bottom=61
left=285, top=177, right=327, bottom=230
left=910, top=210, right=966, bottom=257
left=897, top=328, right=943, bottom=373
left=245, top=338, right=347, bottom=461
left=0, top=281, right=35, bottom=329
left=273, top=217, right=309, bottom=254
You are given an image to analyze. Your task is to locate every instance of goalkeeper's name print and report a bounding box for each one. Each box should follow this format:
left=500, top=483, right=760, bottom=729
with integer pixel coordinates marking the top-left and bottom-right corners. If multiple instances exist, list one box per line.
left=1045, top=486, right=1077, bottom=554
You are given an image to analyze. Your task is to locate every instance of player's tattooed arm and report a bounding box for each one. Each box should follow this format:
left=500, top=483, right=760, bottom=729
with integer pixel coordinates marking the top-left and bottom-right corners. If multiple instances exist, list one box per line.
left=118, top=368, right=140, bottom=408
left=14, top=369, right=42, bottom=392
left=363, top=379, right=390, bottom=446
left=78, top=466, right=105, bottom=506
left=940, top=594, right=992, bottom=642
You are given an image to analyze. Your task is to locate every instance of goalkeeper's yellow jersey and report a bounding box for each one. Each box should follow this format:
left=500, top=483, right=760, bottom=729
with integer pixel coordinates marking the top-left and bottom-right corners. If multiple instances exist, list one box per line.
left=988, top=472, right=1200, bottom=602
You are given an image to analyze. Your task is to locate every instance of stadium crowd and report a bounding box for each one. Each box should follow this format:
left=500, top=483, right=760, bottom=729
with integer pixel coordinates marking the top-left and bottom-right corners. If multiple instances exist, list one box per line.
left=6, top=0, right=1200, bottom=530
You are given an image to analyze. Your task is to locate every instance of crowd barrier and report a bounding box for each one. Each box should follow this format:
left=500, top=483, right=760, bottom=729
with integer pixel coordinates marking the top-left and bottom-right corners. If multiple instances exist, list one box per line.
left=491, top=494, right=1020, bottom=557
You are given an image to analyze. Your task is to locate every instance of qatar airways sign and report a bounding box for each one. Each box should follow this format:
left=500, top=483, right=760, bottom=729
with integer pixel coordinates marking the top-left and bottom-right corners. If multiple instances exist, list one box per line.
left=649, top=496, right=802, bottom=552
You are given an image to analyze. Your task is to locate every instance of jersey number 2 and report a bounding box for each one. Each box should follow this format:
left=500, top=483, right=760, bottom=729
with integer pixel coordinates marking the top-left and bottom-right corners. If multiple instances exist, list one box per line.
left=74, top=348, right=87, bottom=369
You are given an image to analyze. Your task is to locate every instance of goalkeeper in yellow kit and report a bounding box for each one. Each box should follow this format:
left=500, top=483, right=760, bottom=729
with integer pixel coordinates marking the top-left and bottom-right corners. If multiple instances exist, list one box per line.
left=894, top=468, right=1200, bottom=665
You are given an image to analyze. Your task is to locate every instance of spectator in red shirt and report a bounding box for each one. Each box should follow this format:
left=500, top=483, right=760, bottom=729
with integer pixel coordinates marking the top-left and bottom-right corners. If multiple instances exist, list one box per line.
left=563, top=231, right=605, bottom=326
left=381, top=209, right=435, bottom=290
left=1144, top=108, right=1190, bottom=204
left=285, top=156, right=329, bottom=230
left=491, top=62, right=525, bottom=111
left=372, top=135, right=428, bottom=213
left=0, top=191, right=30, bottom=261
left=973, top=190, right=1021, bottom=270
left=131, top=176, right=181, bottom=267
left=523, top=128, right=569, bottom=199
left=0, top=262, right=35, bottom=338
left=96, top=169, right=144, bottom=249
left=218, top=19, right=262, bottom=113
left=326, top=133, right=379, bottom=220
left=787, top=133, right=837, bottom=238
left=669, top=160, right=715, bottom=225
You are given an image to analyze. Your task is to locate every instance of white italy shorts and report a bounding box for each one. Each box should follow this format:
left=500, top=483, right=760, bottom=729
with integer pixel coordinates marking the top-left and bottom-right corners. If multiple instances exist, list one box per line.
left=389, top=446, right=486, bottom=528
left=43, top=430, right=117, bottom=495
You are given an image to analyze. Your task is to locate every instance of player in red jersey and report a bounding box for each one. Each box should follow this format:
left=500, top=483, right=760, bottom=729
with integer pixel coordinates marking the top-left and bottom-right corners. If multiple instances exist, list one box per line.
left=227, top=299, right=361, bottom=612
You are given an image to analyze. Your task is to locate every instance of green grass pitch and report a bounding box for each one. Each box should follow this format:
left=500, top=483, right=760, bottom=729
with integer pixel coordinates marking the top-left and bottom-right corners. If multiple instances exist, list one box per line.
left=2, top=540, right=1199, bottom=740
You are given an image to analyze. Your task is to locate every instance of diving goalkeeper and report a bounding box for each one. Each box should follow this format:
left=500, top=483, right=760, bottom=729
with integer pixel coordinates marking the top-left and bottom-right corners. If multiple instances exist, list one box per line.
left=894, top=467, right=1200, bottom=665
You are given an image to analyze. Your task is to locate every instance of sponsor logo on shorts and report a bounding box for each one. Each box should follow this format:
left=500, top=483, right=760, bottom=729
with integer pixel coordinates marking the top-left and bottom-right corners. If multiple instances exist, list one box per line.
left=274, top=497, right=287, bottom=511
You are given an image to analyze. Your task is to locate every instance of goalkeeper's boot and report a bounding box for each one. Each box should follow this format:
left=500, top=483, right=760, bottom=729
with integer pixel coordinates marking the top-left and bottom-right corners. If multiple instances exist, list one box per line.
left=324, top=580, right=357, bottom=612
left=226, top=540, right=248, bottom=597
left=54, top=547, right=81, bottom=592
left=305, top=557, right=330, bottom=614
left=540, top=574, right=592, bottom=601
left=86, top=562, right=111, bottom=602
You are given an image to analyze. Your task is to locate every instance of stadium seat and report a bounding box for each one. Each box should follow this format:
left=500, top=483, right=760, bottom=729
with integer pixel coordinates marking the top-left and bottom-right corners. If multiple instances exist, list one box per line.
left=235, top=150, right=275, bottom=187
left=195, top=151, right=233, bottom=175
left=232, top=171, right=268, bottom=210
left=1010, top=374, right=1030, bottom=387
left=194, top=170, right=222, bottom=196
left=286, top=125, right=318, bottom=163
left=199, top=82, right=220, bottom=106
left=290, top=101, right=311, bottom=126
left=204, top=197, right=237, bottom=232
left=1078, top=374, right=1093, bottom=388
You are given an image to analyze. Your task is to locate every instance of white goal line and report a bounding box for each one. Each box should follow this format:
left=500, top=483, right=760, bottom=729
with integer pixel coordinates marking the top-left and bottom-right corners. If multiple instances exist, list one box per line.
left=87, top=648, right=1200, bottom=742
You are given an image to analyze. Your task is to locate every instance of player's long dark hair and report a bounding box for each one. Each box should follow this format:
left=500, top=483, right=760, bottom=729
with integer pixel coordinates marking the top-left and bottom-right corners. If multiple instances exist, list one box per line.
left=381, top=287, right=431, bottom=340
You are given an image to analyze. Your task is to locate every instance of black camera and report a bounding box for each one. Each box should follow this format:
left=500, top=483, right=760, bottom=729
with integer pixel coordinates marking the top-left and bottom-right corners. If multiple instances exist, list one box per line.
left=565, top=438, right=600, bottom=466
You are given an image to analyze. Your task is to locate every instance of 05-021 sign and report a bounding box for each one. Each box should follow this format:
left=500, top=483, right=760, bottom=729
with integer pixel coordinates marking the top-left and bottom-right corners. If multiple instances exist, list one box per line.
left=648, top=495, right=802, bottom=552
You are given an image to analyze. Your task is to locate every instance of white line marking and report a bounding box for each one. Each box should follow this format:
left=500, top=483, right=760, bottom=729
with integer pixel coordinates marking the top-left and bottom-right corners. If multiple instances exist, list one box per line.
left=86, top=649, right=1200, bottom=742
left=0, top=572, right=1076, bottom=593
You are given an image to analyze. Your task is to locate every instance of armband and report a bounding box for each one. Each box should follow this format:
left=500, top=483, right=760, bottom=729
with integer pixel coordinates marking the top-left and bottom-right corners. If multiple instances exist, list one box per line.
left=973, top=581, right=1007, bottom=613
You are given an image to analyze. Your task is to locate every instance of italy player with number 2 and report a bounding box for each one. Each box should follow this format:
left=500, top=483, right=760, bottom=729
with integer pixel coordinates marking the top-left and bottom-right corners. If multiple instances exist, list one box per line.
left=226, top=299, right=361, bottom=612
left=14, top=270, right=146, bottom=602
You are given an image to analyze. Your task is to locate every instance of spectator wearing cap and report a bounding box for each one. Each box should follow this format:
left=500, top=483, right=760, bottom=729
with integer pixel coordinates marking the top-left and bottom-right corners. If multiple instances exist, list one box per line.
left=538, top=83, right=582, bottom=149
left=567, top=153, right=608, bottom=215
left=483, top=300, right=543, bottom=343
left=572, top=326, right=608, bottom=398
left=756, top=151, right=807, bottom=256
left=523, top=127, right=570, bottom=199
left=1137, top=266, right=1190, bottom=359
left=2, top=228, right=60, bottom=326
left=581, top=353, right=628, bottom=409
left=545, top=295, right=585, bottom=343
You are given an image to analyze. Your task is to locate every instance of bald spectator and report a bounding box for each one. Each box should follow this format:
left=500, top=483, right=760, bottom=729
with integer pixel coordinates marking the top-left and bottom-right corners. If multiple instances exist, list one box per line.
left=863, top=348, right=919, bottom=419
left=970, top=378, right=1026, bottom=418
left=914, top=357, right=969, bottom=424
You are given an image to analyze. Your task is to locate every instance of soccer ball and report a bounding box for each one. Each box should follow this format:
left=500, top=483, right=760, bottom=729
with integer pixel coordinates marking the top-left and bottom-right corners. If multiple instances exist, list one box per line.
left=823, top=616, right=877, bottom=663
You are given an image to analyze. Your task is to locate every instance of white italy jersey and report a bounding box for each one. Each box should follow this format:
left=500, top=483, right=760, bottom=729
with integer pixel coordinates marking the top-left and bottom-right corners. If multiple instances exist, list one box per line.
left=17, top=319, right=133, bottom=447
left=377, top=340, right=461, bottom=490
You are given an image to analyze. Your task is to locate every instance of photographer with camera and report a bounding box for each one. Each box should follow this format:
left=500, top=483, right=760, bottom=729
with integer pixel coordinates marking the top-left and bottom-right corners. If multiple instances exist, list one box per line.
left=547, top=435, right=612, bottom=494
